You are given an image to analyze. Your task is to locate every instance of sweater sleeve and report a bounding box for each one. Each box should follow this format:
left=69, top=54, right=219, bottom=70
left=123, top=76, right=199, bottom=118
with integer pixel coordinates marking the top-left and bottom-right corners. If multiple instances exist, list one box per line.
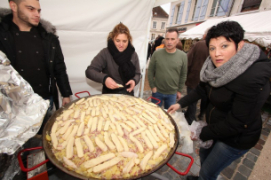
left=178, top=54, right=188, bottom=92
left=85, top=49, right=108, bottom=83
left=147, top=52, right=156, bottom=89
left=132, top=52, right=141, bottom=85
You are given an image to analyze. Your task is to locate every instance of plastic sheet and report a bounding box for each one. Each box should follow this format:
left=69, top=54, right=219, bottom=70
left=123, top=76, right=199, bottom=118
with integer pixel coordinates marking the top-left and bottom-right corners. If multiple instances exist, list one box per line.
left=0, top=51, right=49, bottom=155
left=170, top=111, right=194, bottom=154
left=190, top=121, right=213, bottom=149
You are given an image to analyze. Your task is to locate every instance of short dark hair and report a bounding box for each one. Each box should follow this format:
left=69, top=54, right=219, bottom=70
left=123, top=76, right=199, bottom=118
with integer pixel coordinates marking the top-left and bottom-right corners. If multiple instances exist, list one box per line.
left=166, top=27, right=179, bottom=37
left=9, top=0, right=24, bottom=4
left=206, top=21, right=245, bottom=49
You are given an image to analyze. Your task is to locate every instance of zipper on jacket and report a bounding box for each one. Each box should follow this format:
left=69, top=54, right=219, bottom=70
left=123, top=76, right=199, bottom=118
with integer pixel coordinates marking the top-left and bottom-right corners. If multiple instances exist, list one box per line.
left=209, top=87, right=212, bottom=99
left=208, top=87, right=214, bottom=124
left=209, top=107, right=215, bottom=124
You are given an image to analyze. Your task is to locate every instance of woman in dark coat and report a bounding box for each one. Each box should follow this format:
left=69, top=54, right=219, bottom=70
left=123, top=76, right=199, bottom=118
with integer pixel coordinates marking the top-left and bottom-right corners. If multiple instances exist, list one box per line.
left=168, top=21, right=271, bottom=180
left=85, top=23, right=141, bottom=95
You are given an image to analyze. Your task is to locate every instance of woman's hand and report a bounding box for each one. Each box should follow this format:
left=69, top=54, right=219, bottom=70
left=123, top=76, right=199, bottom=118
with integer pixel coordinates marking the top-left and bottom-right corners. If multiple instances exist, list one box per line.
left=177, top=91, right=182, bottom=101
left=167, top=103, right=181, bottom=114
left=62, top=97, right=71, bottom=106
left=105, top=77, right=119, bottom=89
left=190, top=132, right=198, bottom=141
left=126, top=80, right=135, bottom=92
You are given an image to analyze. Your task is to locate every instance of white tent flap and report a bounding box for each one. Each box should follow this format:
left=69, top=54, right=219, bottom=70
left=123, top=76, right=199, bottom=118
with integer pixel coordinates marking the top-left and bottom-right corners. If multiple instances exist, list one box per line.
left=179, top=10, right=271, bottom=47
left=0, top=0, right=168, bottom=101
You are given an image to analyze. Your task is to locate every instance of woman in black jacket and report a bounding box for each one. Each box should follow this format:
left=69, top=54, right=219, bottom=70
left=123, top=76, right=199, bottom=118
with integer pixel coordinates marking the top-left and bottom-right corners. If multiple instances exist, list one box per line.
left=168, top=21, right=271, bottom=180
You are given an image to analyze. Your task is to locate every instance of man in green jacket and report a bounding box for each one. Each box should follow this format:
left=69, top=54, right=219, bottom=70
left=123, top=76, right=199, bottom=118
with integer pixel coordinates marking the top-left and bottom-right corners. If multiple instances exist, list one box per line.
left=148, top=28, right=187, bottom=109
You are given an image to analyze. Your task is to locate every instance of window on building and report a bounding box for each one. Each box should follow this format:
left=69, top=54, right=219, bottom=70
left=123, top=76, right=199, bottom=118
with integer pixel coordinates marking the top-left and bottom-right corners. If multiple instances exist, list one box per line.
left=241, top=0, right=262, bottom=12
left=153, top=21, right=157, bottom=29
left=169, top=5, right=176, bottom=26
left=176, top=1, right=185, bottom=24
left=193, top=0, right=209, bottom=21
left=185, top=0, right=192, bottom=23
left=161, top=22, right=166, bottom=29
left=210, top=0, right=231, bottom=17
left=175, top=5, right=180, bottom=24
left=151, top=34, right=155, bottom=40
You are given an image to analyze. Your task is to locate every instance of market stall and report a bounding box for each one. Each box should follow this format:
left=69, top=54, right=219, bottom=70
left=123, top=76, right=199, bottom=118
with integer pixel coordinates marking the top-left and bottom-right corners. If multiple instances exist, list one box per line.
left=179, top=10, right=271, bottom=51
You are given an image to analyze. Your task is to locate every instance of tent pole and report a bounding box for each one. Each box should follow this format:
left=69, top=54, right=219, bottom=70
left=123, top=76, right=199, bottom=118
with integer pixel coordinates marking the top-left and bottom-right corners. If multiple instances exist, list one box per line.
left=140, top=13, right=152, bottom=99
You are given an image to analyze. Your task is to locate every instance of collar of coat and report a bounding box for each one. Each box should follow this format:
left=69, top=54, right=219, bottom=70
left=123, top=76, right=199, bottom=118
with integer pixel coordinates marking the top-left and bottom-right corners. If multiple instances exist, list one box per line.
left=0, top=8, right=56, bottom=35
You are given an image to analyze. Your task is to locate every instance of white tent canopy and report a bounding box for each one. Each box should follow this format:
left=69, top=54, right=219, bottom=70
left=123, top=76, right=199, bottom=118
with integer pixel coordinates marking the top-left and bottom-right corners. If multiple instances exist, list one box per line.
left=1, top=0, right=176, bottom=102
left=180, top=10, right=271, bottom=48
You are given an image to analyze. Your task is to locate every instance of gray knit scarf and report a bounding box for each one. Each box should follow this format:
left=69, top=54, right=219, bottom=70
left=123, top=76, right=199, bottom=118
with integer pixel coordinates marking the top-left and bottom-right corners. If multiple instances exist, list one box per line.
left=200, top=43, right=260, bottom=87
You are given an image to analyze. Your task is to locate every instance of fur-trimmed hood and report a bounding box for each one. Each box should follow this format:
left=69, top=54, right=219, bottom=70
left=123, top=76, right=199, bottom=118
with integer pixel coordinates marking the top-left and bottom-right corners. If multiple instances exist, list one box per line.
left=0, top=8, right=56, bottom=34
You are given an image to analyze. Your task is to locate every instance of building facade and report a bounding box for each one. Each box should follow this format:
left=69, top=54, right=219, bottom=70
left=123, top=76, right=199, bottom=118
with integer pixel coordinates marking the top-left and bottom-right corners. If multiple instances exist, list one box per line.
left=150, top=6, right=169, bottom=40
left=167, top=0, right=271, bottom=33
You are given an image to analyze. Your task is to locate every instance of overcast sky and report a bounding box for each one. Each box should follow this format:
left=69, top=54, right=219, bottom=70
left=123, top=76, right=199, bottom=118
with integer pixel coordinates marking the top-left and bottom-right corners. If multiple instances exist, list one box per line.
left=161, top=3, right=170, bottom=14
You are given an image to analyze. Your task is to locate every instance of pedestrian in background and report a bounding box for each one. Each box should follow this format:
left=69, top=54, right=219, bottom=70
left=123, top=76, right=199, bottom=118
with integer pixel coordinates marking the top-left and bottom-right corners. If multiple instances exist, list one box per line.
left=184, top=31, right=209, bottom=125
left=168, top=21, right=271, bottom=180
left=155, top=39, right=165, bottom=50
left=176, top=40, right=183, bottom=51
left=151, top=35, right=164, bottom=55
left=147, top=41, right=152, bottom=61
left=148, top=28, right=187, bottom=109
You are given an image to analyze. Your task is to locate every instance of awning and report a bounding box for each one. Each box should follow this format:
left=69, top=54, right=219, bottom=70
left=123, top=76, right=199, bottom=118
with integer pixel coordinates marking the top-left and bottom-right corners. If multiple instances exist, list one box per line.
left=179, top=10, right=271, bottom=47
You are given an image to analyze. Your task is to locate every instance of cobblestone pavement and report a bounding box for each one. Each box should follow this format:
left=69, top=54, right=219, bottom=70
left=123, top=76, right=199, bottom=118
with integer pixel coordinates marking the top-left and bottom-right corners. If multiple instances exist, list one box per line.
left=140, top=90, right=271, bottom=180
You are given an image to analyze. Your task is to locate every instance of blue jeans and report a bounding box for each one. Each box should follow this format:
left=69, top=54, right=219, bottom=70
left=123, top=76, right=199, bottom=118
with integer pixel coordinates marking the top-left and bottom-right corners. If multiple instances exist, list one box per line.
left=198, top=141, right=249, bottom=180
left=151, top=92, right=177, bottom=109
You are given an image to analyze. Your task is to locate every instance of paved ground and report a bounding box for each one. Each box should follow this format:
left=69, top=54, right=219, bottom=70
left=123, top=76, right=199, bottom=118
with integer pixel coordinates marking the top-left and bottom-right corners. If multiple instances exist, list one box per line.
left=140, top=69, right=271, bottom=180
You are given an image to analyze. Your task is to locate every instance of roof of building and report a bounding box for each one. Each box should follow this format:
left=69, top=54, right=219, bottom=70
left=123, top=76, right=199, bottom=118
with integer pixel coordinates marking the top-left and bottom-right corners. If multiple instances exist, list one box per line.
left=152, top=6, right=168, bottom=18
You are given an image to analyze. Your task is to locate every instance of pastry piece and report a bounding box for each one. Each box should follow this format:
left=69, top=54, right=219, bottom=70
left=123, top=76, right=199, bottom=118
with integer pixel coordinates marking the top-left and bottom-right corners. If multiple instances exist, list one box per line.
left=75, top=98, right=85, bottom=105
left=169, top=133, right=175, bottom=148
left=77, top=122, right=85, bottom=137
left=63, top=125, right=74, bottom=140
left=95, top=137, right=108, bottom=152
left=104, top=121, right=111, bottom=131
left=75, top=138, right=84, bottom=158
left=145, top=130, right=158, bottom=149
left=123, top=157, right=135, bottom=174
left=129, top=135, right=143, bottom=153
left=154, top=124, right=166, bottom=141
left=118, top=136, right=129, bottom=152
left=120, top=151, right=138, bottom=158
left=141, top=131, right=153, bottom=150
left=63, top=157, right=77, bottom=168
left=63, top=110, right=74, bottom=121
left=92, top=157, right=122, bottom=173
left=140, top=151, right=153, bottom=170
left=153, top=144, right=167, bottom=159
left=111, top=133, right=123, bottom=152
left=83, top=135, right=94, bottom=152
left=66, top=137, right=75, bottom=159
left=66, top=125, right=78, bottom=140
left=104, top=132, right=116, bottom=150
left=84, top=153, right=115, bottom=168
left=117, top=84, right=124, bottom=88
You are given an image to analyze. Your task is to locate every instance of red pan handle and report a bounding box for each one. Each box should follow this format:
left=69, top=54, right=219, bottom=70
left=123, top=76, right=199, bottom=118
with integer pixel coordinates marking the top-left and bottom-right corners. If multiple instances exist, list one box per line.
left=166, top=151, right=194, bottom=175
left=75, top=91, right=91, bottom=99
left=17, top=147, right=49, bottom=172
left=147, top=96, right=161, bottom=105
